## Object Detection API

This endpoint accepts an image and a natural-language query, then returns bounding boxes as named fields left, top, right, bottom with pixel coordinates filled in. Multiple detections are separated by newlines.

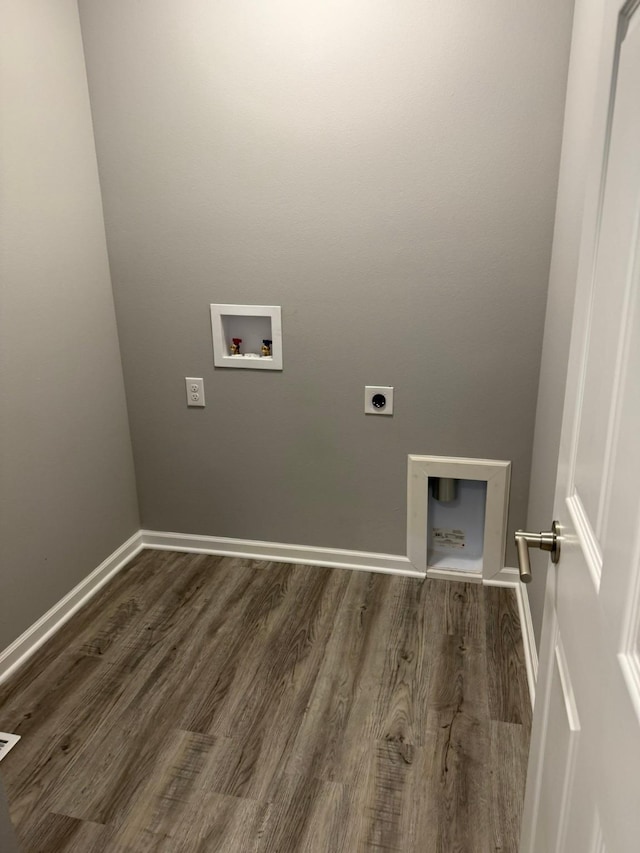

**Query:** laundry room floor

left=0, top=550, right=531, bottom=851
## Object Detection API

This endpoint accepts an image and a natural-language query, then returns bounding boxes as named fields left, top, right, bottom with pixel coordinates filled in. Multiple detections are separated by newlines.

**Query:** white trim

left=518, top=581, right=539, bottom=706
left=426, top=566, right=483, bottom=584
left=566, top=492, right=602, bottom=589
left=406, top=455, right=511, bottom=580
left=590, top=812, right=605, bottom=853
left=139, top=530, right=420, bottom=577
left=484, top=567, right=539, bottom=709
left=0, top=532, right=143, bottom=685
left=553, top=638, right=581, bottom=853
left=0, top=732, right=20, bottom=762
left=210, top=304, right=283, bottom=370
left=482, top=566, right=521, bottom=586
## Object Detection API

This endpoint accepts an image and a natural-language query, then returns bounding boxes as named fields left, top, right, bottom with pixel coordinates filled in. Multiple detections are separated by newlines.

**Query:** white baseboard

left=483, top=566, right=521, bottom=586
left=426, top=567, right=483, bottom=584
left=516, top=580, right=539, bottom=708
left=139, top=529, right=420, bottom=577
left=484, top=567, right=538, bottom=708
left=0, top=531, right=143, bottom=686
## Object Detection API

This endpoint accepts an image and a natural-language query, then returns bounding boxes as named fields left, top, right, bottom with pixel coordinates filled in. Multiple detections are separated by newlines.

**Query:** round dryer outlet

left=364, top=386, right=394, bottom=415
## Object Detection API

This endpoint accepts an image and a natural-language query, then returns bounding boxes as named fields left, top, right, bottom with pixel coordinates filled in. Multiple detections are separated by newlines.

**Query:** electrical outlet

left=365, top=385, right=394, bottom=415
left=185, top=377, right=205, bottom=407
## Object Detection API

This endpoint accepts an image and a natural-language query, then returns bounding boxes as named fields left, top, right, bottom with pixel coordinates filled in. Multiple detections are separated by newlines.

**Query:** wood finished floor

left=0, top=551, right=531, bottom=852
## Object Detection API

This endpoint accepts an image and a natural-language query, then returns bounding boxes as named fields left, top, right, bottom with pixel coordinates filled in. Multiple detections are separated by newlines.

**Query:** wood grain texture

left=484, top=585, right=533, bottom=727
left=489, top=720, right=531, bottom=853
left=0, top=552, right=532, bottom=852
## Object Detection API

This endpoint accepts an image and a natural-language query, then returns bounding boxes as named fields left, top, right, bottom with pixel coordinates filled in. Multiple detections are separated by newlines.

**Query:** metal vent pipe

left=432, top=477, right=457, bottom=503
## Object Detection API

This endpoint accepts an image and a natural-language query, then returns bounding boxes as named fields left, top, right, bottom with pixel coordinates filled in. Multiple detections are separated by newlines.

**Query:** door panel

left=537, top=631, right=580, bottom=852
left=521, top=1, right=640, bottom=850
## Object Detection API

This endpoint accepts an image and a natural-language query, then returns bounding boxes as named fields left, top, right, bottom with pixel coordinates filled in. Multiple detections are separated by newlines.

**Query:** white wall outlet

left=185, top=377, right=205, bottom=407
left=365, top=386, right=394, bottom=415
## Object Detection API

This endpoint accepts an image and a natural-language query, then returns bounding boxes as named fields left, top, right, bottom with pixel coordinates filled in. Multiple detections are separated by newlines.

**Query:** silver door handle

left=514, top=521, right=560, bottom=583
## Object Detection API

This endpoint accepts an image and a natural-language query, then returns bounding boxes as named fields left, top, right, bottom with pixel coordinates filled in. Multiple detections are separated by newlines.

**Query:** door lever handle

left=514, top=521, right=560, bottom=583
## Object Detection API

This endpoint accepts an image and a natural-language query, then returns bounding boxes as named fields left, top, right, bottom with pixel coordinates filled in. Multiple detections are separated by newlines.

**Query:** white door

left=519, top=0, right=640, bottom=850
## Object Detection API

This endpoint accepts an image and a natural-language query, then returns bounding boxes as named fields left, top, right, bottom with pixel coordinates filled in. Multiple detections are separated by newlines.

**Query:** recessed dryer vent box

left=406, top=455, right=511, bottom=582
left=210, top=304, right=283, bottom=370
left=427, top=478, right=487, bottom=574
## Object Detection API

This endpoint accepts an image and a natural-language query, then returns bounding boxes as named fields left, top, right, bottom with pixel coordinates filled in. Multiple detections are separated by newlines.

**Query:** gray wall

left=0, top=0, right=140, bottom=651
left=78, top=0, right=573, bottom=558
left=525, top=0, right=608, bottom=644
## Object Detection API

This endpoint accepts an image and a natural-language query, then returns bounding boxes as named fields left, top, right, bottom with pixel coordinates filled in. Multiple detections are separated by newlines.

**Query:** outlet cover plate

left=185, top=377, right=205, bottom=407
left=365, top=385, right=394, bottom=415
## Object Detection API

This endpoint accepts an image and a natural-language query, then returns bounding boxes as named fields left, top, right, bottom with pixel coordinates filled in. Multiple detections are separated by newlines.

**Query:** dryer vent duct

left=432, top=477, right=457, bottom=503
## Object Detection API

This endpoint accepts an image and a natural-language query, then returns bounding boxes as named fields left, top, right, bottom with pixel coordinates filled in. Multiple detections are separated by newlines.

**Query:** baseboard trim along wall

left=0, top=532, right=143, bottom=686
left=139, top=529, right=420, bottom=577
left=485, top=567, right=539, bottom=708
left=0, top=531, right=538, bottom=710
left=518, top=582, right=539, bottom=708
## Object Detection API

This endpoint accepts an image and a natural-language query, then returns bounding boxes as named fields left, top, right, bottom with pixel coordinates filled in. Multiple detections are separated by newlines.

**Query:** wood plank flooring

left=0, top=551, right=531, bottom=852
